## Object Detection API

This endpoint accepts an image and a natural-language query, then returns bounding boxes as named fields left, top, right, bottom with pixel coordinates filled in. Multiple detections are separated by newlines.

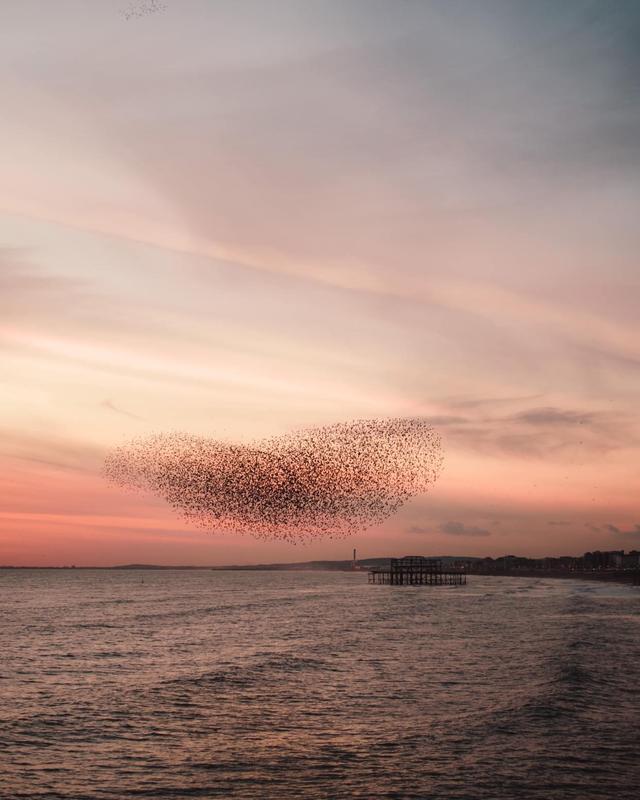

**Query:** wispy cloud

left=428, top=404, right=636, bottom=459
left=101, top=399, right=144, bottom=421
left=514, top=408, right=591, bottom=427
left=408, top=521, right=492, bottom=537
left=585, top=523, right=601, bottom=533
left=605, top=523, right=640, bottom=537
left=439, top=521, right=492, bottom=537
left=584, top=522, right=640, bottom=538
left=0, top=248, right=89, bottom=319
left=0, top=429, right=104, bottom=473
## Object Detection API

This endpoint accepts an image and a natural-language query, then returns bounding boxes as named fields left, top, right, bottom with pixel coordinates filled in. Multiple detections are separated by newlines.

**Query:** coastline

left=467, top=568, right=640, bottom=587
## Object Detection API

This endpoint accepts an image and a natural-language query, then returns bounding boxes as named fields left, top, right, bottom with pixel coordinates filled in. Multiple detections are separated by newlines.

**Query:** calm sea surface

left=1, top=569, right=639, bottom=799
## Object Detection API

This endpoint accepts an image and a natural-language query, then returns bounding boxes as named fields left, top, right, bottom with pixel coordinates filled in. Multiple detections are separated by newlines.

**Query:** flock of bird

left=105, top=418, right=444, bottom=543
left=122, top=1, right=166, bottom=21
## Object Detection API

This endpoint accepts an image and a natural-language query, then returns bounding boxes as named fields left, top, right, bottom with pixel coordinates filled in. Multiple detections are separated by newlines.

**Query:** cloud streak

left=428, top=404, right=636, bottom=460
left=605, top=523, right=640, bottom=537
left=409, top=521, right=492, bottom=538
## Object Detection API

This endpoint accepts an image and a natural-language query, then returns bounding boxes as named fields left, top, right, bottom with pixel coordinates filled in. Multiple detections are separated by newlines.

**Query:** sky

left=1, top=0, right=639, bottom=566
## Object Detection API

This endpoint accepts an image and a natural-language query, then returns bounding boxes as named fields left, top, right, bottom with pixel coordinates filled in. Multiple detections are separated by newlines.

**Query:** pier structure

left=368, top=556, right=466, bottom=586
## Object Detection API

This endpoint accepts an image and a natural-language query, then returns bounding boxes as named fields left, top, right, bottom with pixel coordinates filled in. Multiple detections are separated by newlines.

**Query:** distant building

left=583, top=550, right=624, bottom=570
left=622, top=551, right=640, bottom=569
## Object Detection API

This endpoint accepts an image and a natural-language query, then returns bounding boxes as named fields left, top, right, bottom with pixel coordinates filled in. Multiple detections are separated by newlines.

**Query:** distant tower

left=352, top=548, right=357, bottom=570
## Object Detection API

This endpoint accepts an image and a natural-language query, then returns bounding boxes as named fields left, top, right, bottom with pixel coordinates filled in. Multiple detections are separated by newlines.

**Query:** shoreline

left=468, top=568, right=640, bottom=586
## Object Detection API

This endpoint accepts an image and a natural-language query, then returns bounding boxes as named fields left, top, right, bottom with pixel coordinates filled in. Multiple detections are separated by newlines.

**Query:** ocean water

left=1, top=570, right=639, bottom=800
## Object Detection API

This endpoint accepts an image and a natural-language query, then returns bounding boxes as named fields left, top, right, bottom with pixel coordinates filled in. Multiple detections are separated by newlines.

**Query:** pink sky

left=1, top=2, right=638, bottom=565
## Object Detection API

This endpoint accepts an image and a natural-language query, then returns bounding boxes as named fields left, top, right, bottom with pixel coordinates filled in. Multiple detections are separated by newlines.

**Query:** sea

left=1, top=569, right=639, bottom=800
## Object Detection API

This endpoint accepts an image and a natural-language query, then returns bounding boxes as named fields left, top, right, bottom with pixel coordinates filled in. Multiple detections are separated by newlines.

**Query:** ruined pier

left=368, top=556, right=466, bottom=586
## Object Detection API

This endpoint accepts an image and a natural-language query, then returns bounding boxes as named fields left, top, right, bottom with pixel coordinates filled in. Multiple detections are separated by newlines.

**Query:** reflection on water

left=1, top=570, right=639, bottom=799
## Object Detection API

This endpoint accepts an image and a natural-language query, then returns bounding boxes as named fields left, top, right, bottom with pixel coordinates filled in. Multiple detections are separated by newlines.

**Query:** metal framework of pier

left=368, top=556, right=466, bottom=586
